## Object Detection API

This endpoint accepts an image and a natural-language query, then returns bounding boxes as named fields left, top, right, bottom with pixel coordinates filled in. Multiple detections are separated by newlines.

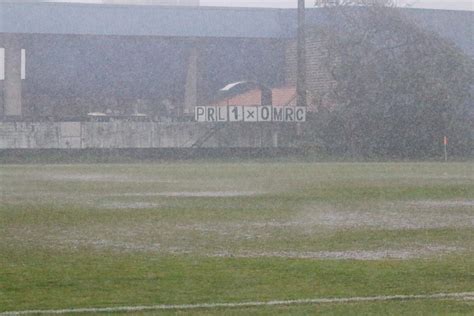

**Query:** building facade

left=0, top=2, right=472, bottom=148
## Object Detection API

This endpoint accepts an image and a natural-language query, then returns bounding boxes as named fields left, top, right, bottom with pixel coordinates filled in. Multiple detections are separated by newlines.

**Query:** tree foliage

left=315, top=0, right=396, bottom=7
left=306, top=1, right=473, bottom=159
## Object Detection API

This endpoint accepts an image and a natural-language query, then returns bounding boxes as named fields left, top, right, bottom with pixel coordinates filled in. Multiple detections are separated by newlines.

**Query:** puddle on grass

left=301, top=200, right=474, bottom=230
left=311, top=210, right=474, bottom=230
left=211, top=245, right=463, bottom=260
left=407, top=200, right=474, bottom=208
left=110, top=191, right=263, bottom=198
left=101, top=202, right=162, bottom=209
left=33, top=173, right=178, bottom=183
left=58, top=239, right=463, bottom=260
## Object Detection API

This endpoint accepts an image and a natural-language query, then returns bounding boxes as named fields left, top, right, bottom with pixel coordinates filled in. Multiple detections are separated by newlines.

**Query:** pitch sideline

left=1, top=292, right=473, bottom=315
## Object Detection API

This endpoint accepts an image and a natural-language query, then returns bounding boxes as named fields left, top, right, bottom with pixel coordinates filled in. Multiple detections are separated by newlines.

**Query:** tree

left=307, top=0, right=473, bottom=159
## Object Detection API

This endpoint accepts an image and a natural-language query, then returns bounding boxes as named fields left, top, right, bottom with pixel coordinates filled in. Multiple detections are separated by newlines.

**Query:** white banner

left=195, top=106, right=306, bottom=122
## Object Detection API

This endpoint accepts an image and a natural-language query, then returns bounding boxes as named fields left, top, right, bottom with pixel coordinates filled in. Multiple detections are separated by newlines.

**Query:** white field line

left=1, top=292, right=473, bottom=315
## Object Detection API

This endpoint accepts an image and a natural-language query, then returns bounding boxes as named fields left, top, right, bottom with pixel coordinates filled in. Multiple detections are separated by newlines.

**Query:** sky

left=49, top=1, right=474, bottom=11
left=201, top=1, right=473, bottom=11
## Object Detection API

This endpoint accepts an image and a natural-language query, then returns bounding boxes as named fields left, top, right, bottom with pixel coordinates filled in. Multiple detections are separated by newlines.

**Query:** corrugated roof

left=0, top=3, right=472, bottom=55
left=0, top=2, right=292, bottom=38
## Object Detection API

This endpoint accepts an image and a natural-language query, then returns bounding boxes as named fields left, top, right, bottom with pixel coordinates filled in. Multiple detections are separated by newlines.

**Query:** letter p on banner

left=195, top=106, right=206, bottom=122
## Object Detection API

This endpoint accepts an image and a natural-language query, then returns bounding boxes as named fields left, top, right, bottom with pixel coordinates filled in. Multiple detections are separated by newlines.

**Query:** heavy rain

left=0, top=0, right=473, bottom=315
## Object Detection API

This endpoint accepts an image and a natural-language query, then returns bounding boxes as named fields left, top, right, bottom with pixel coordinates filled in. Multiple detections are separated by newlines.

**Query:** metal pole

left=260, top=85, right=273, bottom=106
left=444, top=136, right=448, bottom=162
left=297, top=0, right=307, bottom=107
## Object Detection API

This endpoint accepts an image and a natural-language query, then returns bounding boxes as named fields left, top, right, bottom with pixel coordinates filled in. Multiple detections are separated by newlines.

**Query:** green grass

left=151, top=300, right=474, bottom=315
left=0, top=162, right=473, bottom=314
left=1, top=250, right=473, bottom=311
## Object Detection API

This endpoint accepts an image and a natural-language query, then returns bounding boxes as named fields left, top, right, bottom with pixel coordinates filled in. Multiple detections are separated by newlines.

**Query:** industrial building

left=0, top=1, right=472, bottom=149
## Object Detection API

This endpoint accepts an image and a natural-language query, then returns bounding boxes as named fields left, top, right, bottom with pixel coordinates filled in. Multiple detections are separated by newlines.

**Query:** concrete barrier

left=0, top=121, right=295, bottom=149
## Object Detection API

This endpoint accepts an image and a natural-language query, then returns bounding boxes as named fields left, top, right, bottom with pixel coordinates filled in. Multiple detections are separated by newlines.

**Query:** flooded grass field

left=1, top=162, right=473, bottom=314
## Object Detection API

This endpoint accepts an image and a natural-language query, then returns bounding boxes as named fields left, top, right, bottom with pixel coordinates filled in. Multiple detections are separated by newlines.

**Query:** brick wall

left=285, top=32, right=336, bottom=110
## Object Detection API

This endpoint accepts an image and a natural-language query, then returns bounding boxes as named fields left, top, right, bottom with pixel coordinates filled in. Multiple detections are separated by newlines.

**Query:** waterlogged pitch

left=0, top=162, right=473, bottom=315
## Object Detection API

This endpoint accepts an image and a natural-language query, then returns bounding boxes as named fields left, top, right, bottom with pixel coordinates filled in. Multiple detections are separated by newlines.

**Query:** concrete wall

left=0, top=121, right=294, bottom=149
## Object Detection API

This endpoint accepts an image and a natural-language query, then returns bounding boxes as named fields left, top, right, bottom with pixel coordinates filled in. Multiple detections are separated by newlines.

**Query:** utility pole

left=297, top=0, right=307, bottom=107
left=444, top=136, right=448, bottom=162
